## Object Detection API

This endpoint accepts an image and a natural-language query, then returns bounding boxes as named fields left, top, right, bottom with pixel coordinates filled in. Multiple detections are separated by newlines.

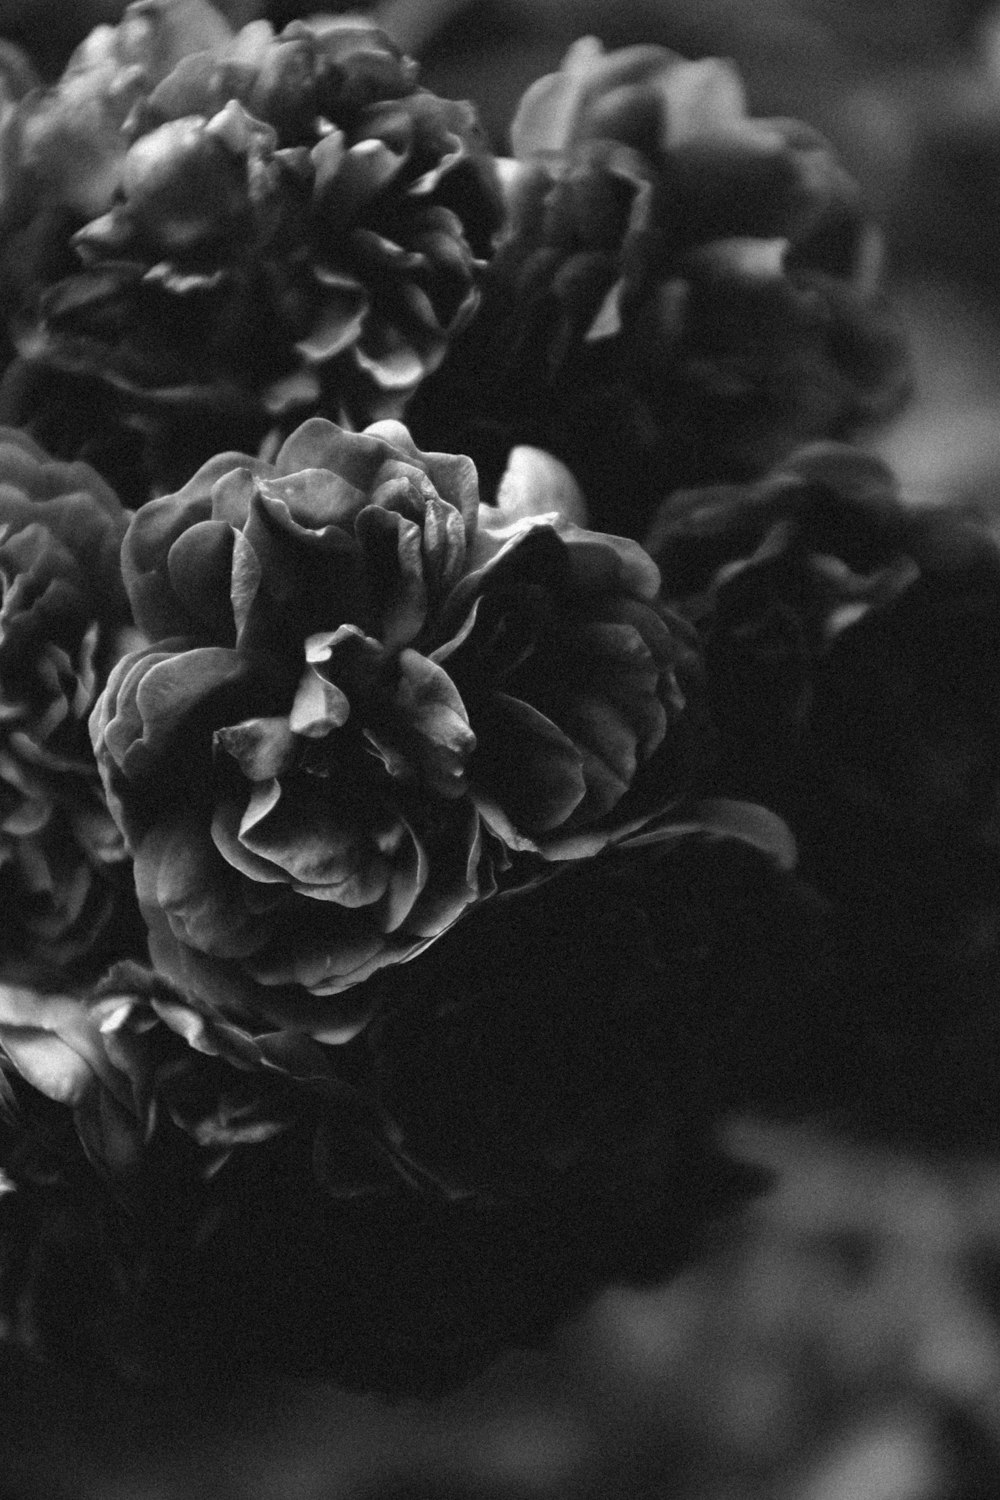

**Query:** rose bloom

left=0, top=958, right=316, bottom=1186
left=648, top=440, right=1000, bottom=963
left=408, top=37, right=909, bottom=533
left=644, top=442, right=922, bottom=786
left=91, top=418, right=703, bottom=1044
left=0, top=0, right=502, bottom=501
left=0, top=426, right=139, bottom=976
left=804, top=505, right=1000, bottom=962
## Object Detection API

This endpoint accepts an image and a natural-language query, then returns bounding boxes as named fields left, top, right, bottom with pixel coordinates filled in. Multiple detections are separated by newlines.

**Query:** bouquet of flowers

left=0, top=0, right=991, bottom=1398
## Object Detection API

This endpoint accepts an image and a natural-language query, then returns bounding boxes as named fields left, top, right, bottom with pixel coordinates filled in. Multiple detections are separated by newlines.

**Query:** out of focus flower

left=409, top=37, right=909, bottom=535
left=91, top=417, right=711, bottom=1045
left=804, top=504, right=1000, bottom=962
left=0, top=951, right=329, bottom=1380
left=0, top=37, right=38, bottom=126
left=0, top=0, right=503, bottom=503
left=0, top=960, right=309, bottom=1183
left=645, top=441, right=919, bottom=781
left=0, top=837, right=823, bottom=1392
left=0, top=426, right=140, bottom=978
left=647, top=441, right=1000, bottom=964
left=0, top=0, right=233, bottom=221
left=810, top=507, right=1000, bottom=847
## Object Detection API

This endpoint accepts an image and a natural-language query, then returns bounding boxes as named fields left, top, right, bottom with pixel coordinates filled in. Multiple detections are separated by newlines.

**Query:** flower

left=408, top=38, right=909, bottom=534
left=0, top=0, right=233, bottom=224
left=0, top=2, right=503, bottom=502
left=0, top=426, right=141, bottom=978
left=91, top=418, right=705, bottom=1043
left=0, top=961, right=308, bottom=1182
left=0, top=954, right=322, bottom=1380
left=644, top=442, right=924, bottom=789
left=647, top=441, right=1000, bottom=965
left=803, top=504, right=1000, bottom=964
left=0, top=935, right=774, bottom=1393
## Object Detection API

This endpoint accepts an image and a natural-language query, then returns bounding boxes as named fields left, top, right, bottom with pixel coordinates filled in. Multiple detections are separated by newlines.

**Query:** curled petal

left=492, top=445, right=589, bottom=530
left=289, top=665, right=351, bottom=736
left=214, top=715, right=298, bottom=780
left=472, top=692, right=586, bottom=840
left=133, top=646, right=253, bottom=754
left=0, top=983, right=105, bottom=1104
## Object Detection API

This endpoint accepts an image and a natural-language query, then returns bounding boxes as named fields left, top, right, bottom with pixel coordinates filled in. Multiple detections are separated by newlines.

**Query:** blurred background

left=9, top=1116, right=1000, bottom=1497
left=5, top=1, right=1000, bottom=1495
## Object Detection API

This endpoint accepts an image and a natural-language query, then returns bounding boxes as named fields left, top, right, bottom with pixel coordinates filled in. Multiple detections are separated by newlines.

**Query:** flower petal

left=288, top=665, right=351, bottom=736
left=471, top=691, right=586, bottom=837
left=385, top=647, right=475, bottom=798
left=134, top=815, right=268, bottom=959
left=214, top=715, right=298, bottom=780
left=493, top=445, right=588, bottom=530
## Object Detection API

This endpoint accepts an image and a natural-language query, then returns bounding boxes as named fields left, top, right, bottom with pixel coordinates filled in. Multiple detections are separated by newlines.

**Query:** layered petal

left=0, top=428, right=138, bottom=975
left=93, top=420, right=708, bottom=1042
left=0, top=6, right=503, bottom=500
left=408, top=37, right=909, bottom=536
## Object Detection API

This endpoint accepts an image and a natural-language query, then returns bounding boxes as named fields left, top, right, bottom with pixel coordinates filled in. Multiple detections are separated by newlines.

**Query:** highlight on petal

left=214, top=715, right=299, bottom=781
left=0, top=1026, right=94, bottom=1105
left=289, top=665, right=351, bottom=737
left=388, top=647, right=475, bottom=797
left=493, top=445, right=588, bottom=529
left=618, top=797, right=798, bottom=871
left=0, top=984, right=97, bottom=1104
left=133, top=646, right=251, bottom=752
left=509, top=35, right=608, bottom=156
left=661, top=57, right=747, bottom=144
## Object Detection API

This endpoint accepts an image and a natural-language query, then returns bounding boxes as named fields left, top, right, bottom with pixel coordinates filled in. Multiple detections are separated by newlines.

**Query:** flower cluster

left=0, top=10, right=991, bottom=1400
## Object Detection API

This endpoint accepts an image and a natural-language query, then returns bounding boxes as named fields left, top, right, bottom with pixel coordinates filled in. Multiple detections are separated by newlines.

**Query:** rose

left=0, top=959, right=320, bottom=1186
left=811, top=511, right=1000, bottom=846
left=0, top=953, right=337, bottom=1379
left=91, top=418, right=704, bottom=1044
left=408, top=38, right=908, bottom=534
left=0, top=426, right=140, bottom=977
left=0, top=3, right=503, bottom=502
left=0, top=0, right=262, bottom=501
left=644, top=442, right=924, bottom=789
left=0, top=0, right=233, bottom=222
left=803, top=506, right=1000, bottom=963
left=68, top=11, right=502, bottom=408
left=507, top=37, right=874, bottom=287
left=647, top=441, right=1000, bottom=962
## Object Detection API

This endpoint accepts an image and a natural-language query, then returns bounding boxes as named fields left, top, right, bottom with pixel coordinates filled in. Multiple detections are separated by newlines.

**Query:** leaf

left=620, top=798, right=797, bottom=870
